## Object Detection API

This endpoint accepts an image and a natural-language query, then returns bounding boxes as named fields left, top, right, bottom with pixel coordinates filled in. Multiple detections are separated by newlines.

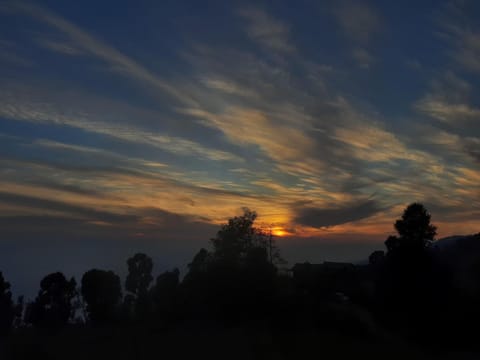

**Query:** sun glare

left=272, top=228, right=287, bottom=237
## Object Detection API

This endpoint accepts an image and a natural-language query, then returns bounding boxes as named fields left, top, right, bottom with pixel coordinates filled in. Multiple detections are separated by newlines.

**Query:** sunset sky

left=1, top=0, right=480, bottom=296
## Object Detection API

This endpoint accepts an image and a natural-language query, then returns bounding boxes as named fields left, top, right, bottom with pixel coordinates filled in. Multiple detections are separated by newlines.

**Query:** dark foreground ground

left=2, top=324, right=479, bottom=360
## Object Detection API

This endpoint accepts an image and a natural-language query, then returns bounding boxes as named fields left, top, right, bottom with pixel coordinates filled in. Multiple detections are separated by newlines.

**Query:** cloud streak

left=9, top=1, right=196, bottom=106
left=239, top=7, right=295, bottom=53
left=294, top=199, right=384, bottom=228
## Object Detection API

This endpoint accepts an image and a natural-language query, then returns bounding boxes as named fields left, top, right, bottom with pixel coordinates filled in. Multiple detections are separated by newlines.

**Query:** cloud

left=0, top=148, right=280, bottom=230
left=352, top=48, right=375, bottom=68
left=416, top=98, right=480, bottom=124
left=180, top=42, right=477, bottom=231
left=441, top=20, right=480, bottom=73
left=413, top=70, right=480, bottom=167
left=333, top=121, right=420, bottom=163
left=36, top=38, right=84, bottom=55
left=0, top=184, right=221, bottom=236
left=200, top=77, right=258, bottom=97
left=0, top=191, right=135, bottom=224
left=9, top=1, right=195, bottom=106
left=464, top=138, right=480, bottom=163
left=457, top=31, right=480, bottom=72
left=436, top=2, right=480, bottom=73
left=294, top=199, right=384, bottom=228
left=182, top=106, right=316, bottom=164
left=0, top=88, right=242, bottom=162
left=415, top=72, right=480, bottom=126
left=238, top=7, right=295, bottom=53
left=334, top=1, right=382, bottom=44
left=334, top=1, right=382, bottom=68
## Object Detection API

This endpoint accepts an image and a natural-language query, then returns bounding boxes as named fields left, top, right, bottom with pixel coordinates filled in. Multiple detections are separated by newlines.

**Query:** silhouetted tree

left=126, top=253, right=153, bottom=297
left=186, top=248, right=211, bottom=279
left=211, top=208, right=282, bottom=265
left=152, top=269, right=179, bottom=301
left=206, top=209, right=279, bottom=321
left=211, top=208, right=258, bottom=263
left=379, top=203, right=439, bottom=337
left=181, top=248, right=212, bottom=317
left=384, top=235, right=400, bottom=253
left=243, top=246, right=278, bottom=317
left=125, top=253, right=153, bottom=320
left=392, top=203, right=437, bottom=251
left=150, top=268, right=179, bottom=324
left=81, top=269, right=122, bottom=325
left=0, top=272, right=15, bottom=335
left=13, top=295, right=24, bottom=328
left=383, top=203, right=437, bottom=262
left=369, top=251, right=385, bottom=267
left=25, top=272, right=76, bottom=329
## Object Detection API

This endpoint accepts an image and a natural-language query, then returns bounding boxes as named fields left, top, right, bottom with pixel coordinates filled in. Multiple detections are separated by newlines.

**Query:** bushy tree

left=211, top=208, right=258, bottom=263
left=210, top=208, right=282, bottom=265
left=379, top=203, right=439, bottom=335
left=125, top=253, right=153, bottom=297
left=81, top=269, right=122, bottom=325
left=150, top=269, right=180, bottom=323
left=369, top=250, right=385, bottom=267
left=125, top=253, right=153, bottom=320
left=185, top=248, right=211, bottom=280
left=152, top=269, right=179, bottom=301
left=386, top=203, right=437, bottom=253
left=26, top=272, right=77, bottom=329
left=206, top=209, right=280, bottom=321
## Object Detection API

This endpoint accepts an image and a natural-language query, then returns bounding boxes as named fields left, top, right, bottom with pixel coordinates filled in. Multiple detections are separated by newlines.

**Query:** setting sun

left=272, top=228, right=287, bottom=237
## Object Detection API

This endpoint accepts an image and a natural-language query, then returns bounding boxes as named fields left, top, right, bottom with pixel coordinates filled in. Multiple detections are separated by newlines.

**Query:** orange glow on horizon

left=272, top=228, right=288, bottom=237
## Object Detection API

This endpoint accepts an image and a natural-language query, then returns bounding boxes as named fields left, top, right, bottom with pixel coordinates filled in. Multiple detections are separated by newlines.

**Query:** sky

left=1, top=0, right=480, bottom=297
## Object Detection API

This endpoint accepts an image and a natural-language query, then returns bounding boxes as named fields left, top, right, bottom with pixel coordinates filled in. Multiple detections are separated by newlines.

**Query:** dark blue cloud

left=294, top=200, right=384, bottom=228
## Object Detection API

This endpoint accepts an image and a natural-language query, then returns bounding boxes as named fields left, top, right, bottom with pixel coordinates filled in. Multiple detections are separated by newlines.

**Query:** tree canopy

left=210, top=208, right=282, bottom=266
left=385, top=203, right=437, bottom=253
left=25, top=272, right=76, bottom=329
left=81, top=269, right=122, bottom=325
left=125, top=253, right=153, bottom=298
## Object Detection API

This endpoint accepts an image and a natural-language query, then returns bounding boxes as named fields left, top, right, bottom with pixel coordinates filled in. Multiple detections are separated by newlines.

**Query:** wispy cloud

left=334, top=1, right=382, bottom=68
left=182, top=106, right=315, bottom=164
left=36, top=37, right=84, bottom=55
left=416, top=98, right=480, bottom=124
left=436, top=1, right=480, bottom=73
left=0, top=88, right=241, bottom=162
left=352, top=47, right=375, bottom=68
left=200, top=77, right=258, bottom=97
left=238, top=7, right=295, bottom=53
left=9, top=1, right=195, bottom=106
left=334, top=0, right=382, bottom=44
left=415, top=72, right=480, bottom=125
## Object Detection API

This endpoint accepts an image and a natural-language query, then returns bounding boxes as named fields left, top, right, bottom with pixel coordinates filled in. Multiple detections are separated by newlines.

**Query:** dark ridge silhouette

left=1, top=205, right=480, bottom=359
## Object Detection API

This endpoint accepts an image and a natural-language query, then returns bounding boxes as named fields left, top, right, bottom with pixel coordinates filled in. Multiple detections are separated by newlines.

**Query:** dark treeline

left=1, top=204, right=480, bottom=359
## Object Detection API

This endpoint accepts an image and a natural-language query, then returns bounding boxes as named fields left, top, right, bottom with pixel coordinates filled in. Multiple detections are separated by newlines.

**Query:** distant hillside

left=430, top=233, right=480, bottom=293
left=432, top=234, right=480, bottom=250
left=431, top=233, right=480, bottom=260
